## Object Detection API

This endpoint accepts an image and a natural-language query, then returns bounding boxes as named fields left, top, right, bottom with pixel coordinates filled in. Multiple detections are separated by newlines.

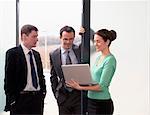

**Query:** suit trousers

left=10, top=91, right=44, bottom=115
left=58, top=90, right=81, bottom=115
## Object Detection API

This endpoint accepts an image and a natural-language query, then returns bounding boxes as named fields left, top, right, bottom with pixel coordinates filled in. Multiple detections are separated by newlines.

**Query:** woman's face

left=94, top=34, right=108, bottom=52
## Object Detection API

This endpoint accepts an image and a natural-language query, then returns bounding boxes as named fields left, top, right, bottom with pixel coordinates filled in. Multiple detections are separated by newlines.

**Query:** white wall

left=0, top=0, right=16, bottom=112
left=91, top=0, right=150, bottom=115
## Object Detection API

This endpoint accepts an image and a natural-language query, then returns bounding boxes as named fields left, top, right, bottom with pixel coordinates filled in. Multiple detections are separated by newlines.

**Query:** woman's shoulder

left=105, top=54, right=116, bottom=64
left=107, top=54, right=116, bottom=59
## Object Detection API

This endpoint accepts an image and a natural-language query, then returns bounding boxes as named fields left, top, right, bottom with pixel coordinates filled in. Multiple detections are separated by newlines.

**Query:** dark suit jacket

left=50, top=44, right=81, bottom=105
left=4, top=45, right=46, bottom=111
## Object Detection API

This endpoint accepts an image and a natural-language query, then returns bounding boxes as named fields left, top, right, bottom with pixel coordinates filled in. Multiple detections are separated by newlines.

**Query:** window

left=19, top=0, right=82, bottom=71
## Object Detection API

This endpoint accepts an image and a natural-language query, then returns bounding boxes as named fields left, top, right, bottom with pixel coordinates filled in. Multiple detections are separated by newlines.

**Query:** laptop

left=61, top=64, right=97, bottom=85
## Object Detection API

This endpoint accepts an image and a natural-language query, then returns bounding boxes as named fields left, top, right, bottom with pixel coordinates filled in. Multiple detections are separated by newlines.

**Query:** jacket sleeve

left=4, top=49, right=17, bottom=111
left=49, top=53, right=58, bottom=97
left=36, top=52, right=46, bottom=94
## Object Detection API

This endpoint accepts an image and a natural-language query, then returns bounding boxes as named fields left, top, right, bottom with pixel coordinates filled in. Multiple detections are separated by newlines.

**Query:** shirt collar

left=21, top=43, right=31, bottom=55
left=61, top=46, right=72, bottom=54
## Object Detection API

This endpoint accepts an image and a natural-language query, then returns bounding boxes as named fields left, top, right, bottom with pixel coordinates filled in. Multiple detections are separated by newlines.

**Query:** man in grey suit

left=50, top=26, right=81, bottom=114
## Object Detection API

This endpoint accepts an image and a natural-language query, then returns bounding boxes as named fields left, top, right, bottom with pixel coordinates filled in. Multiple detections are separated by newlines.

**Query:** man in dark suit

left=50, top=26, right=82, bottom=114
left=4, top=24, right=46, bottom=115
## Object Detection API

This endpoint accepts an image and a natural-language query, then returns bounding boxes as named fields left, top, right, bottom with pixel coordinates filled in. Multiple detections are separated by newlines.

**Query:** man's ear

left=22, top=33, right=26, bottom=39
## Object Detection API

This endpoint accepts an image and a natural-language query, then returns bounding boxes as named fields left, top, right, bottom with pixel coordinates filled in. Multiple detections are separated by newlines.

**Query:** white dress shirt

left=61, top=47, right=78, bottom=65
left=21, top=43, right=40, bottom=91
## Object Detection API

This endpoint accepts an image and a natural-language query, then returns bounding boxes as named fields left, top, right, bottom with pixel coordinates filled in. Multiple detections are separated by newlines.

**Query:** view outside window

left=19, top=1, right=82, bottom=114
left=19, top=0, right=82, bottom=72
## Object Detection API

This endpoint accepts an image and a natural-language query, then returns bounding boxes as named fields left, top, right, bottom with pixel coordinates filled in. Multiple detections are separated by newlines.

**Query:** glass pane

left=19, top=0, right=82, bottom=72
left=19, top=0, right=82, bottom=114
left=0, top=0, right=16, bottom=112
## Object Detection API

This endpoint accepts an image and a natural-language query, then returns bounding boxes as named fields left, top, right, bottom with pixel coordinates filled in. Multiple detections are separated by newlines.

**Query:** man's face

left=22, top=30, right=38, bottom=49
left=60, top=31, right=75, bottom=49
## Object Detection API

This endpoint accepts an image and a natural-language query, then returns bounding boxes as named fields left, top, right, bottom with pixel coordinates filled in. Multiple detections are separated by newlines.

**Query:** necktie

left=66, top=51, right=72, bottom=65
left=28, top=51, right=38, bottom=89
left=65, top=50, right=73, bottom=92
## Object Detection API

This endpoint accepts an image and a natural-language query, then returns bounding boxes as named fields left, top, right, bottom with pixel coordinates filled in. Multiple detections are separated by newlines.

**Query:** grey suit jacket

left=50, top=44, right=81, bottom=104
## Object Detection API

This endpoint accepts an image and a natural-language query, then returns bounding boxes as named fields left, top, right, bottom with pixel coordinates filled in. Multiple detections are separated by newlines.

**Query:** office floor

left=0, top=72, right=59, bottom=115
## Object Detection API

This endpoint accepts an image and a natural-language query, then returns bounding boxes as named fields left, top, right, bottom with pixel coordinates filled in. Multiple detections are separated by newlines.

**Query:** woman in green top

left=67, top=28, right=117, bottom=115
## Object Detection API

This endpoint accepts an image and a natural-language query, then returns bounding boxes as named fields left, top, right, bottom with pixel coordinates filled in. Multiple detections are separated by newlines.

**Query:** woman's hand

left=66, top=79, right=101, bottom=91
left=66, top=79, right=82, bottom=90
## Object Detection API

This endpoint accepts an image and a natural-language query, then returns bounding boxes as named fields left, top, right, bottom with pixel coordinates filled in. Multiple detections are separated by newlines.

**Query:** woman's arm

left=66, top=80, right=101, bottom=91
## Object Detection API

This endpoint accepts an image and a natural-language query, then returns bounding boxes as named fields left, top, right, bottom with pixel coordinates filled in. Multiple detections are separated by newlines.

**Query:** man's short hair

left=60, top=25, right=75, bottom=37
left=21, top=24, right=38, bottom=36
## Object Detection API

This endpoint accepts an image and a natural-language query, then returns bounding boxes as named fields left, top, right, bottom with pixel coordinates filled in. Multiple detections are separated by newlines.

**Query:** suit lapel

left=32, top=50, right=38, bottom=65
left=18, top=45, right=28, bottom=81
left=32, top=50, right=41, bottom=78
left=52, top=48, right=64, bottom=79
left=72, top=45, right=81, bottom=63
left=55, top=48, right=62, bottom=67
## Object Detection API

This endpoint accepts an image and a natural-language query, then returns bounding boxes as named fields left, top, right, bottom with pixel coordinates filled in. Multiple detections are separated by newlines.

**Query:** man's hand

left=79, top=27, right=85, bottom=35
